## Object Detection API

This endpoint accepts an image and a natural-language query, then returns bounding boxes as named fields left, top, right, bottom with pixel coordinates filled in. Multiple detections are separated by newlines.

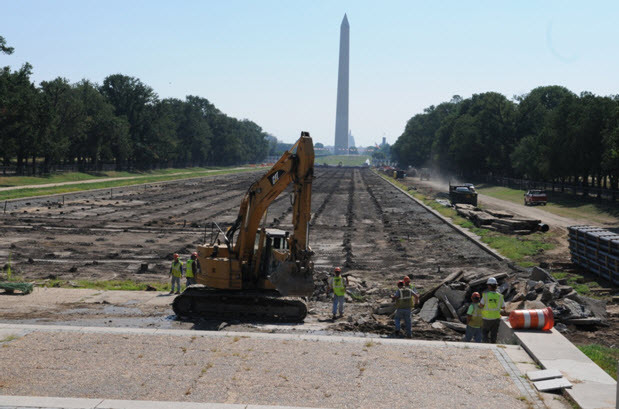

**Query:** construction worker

left=328, top=267, right=348, bottom=320
left=169, top=253, right=183, bottom=295
left=479, top=277, right=505, bottom=343
left=403, top=276, right=420, bottom=307
left=392, top=280, right=413, bottom=338
left=185, top=252, right=199, bottom=286
left=464, top=292, right=483, bottom=343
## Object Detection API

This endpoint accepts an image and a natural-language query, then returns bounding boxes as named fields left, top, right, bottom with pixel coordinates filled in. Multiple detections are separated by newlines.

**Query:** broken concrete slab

left=419, top=297, right=440, bottom=322
left=527, top=369, right=563, bottom=382
left=524, top=300, right=546, bottom=310
left=531, top=266, right=557, bottom=283
left=435, top=285, right=466, bottom=310
left=438, top=320, right=466, bottom=333
left=533, top=378, right=572, bottom=392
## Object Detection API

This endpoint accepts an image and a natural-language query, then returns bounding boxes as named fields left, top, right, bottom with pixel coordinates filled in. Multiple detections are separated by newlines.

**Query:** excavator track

left=172, top=286, right=308, bottom=322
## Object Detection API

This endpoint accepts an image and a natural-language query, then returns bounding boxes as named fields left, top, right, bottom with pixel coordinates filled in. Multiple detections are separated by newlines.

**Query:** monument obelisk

left=334, top=14, right=349, bottom=153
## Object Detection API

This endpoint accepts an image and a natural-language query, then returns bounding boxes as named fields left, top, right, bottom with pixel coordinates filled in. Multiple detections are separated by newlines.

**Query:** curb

left=376, top=172, right=506, bottom=262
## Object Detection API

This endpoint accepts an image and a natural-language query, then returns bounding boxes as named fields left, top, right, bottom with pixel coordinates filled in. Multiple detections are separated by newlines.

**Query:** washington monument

left=334, top=14, right=349, bottom=153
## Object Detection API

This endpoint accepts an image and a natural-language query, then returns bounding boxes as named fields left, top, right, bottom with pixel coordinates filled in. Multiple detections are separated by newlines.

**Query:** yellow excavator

left=173, top=132, right=315, bottom=321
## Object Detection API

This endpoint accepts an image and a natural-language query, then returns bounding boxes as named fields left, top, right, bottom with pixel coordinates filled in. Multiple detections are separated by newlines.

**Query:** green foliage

left=577, top=344, right=618, bottom=379
left=0, top=35, right=14, bottom=55
left=392, top=86, right=619, bottom=190
left=317, top=155, right=370, bottom=166
left=1, top=65, right=270, bottom=174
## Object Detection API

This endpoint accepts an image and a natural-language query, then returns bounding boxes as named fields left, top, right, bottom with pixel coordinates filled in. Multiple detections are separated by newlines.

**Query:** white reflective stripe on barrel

left=536, top=309, right=545, bottom=328
left=523, top=311, right=531, bottom=327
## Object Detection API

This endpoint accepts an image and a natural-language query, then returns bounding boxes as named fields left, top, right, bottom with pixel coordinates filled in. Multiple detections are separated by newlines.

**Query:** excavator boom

left=172, top=132, right=315, bottom=321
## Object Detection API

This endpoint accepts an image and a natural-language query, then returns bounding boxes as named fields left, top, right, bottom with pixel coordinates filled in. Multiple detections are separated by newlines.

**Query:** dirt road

left=411, top=178, right=610, bottom=228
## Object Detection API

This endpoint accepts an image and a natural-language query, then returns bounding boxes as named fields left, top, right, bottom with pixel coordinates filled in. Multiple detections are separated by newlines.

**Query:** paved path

left=0, top=324, right=541, bottom=409
left=0, top=168, right=248, bottom=192
left=507, top=323, right=617, bottom=409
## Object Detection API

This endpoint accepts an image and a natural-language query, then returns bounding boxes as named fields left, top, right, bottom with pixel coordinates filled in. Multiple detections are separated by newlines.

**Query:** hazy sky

left=2, top=1, right=619, bottom=147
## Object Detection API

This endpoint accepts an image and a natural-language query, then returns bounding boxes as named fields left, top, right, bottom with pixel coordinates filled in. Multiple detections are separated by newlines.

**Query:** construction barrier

left=509, top=307, right=554, bottom=331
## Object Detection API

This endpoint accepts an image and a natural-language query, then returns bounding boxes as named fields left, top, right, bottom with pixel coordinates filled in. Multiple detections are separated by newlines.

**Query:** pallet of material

left=568, top=225, right=619, bottom=286
left=492, top=218, right=540, bottom=231
left=484, top=209, right=514, bottom=218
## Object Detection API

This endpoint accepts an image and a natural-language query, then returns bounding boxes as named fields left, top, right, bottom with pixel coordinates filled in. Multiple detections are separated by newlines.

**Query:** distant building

left=348, top=130, right=355, bottom=149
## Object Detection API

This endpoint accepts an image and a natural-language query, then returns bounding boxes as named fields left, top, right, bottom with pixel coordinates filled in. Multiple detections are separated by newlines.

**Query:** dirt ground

left=1, top=168, right=615, bottom=346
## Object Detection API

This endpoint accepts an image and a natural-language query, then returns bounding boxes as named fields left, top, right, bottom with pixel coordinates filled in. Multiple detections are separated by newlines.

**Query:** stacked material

left=568, top=226, right=619, bottom=286
left=454, top=204, right=543, bottom=233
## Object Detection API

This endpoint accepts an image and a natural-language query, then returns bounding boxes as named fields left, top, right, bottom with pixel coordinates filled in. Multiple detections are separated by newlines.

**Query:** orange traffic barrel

left=509, top=307, right=554, bottom=331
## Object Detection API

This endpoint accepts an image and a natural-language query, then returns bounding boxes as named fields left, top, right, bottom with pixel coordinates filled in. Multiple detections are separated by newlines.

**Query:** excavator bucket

left=268, top=261, right=314, bottom=296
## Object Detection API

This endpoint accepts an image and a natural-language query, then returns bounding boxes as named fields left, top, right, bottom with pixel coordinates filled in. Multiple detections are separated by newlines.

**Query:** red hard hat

left=403, top=276, right=411, bottom=284
left=173, top=253, right=179, bottom=259
left=192, top=252, right=198, bottom=257
left=334, top=267, right=341, bottom=272
left=398, top=280, right=404, bottom=286
left=472, top=292, right=481, bottom=300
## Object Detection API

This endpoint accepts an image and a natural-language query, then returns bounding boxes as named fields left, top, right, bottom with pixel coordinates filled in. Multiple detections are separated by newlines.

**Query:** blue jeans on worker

left=395, top=308, right=412, bottom=337
left=464, top=325, right=482, bottom=343
left=171, top=276, right=181, bottom=293
left=332, top=295, right=345, bottom=316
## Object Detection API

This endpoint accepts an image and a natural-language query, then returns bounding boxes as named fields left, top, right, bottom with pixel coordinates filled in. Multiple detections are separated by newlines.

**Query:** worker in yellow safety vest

left=185, top=252, right=199, bottom=286
left=392, top=280, right=414, bottom=338
left=479, top=277, right=506, bottom=343
left=169, top=253, right=183, bottom=295
left=328, top=267, right=348, bottom=320
left=464, top=292, right=483, bottom=343
left=403, top=275, right=420, bottom=307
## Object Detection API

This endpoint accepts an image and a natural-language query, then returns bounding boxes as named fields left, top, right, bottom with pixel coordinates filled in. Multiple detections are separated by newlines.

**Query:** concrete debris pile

left=454, top=204, right=547, bottom=233
left=407, top=267, right=609, bottom=333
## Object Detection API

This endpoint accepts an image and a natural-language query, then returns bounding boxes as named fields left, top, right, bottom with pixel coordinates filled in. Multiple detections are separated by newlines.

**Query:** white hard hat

left=487, top=277, right=498, bottom=285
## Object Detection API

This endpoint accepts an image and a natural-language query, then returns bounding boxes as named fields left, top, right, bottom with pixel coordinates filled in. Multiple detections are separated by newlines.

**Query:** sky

left=2, top=1, right=619, bottom=147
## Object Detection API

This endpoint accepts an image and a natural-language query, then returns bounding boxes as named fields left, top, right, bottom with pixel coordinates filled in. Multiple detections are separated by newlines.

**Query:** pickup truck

left=524, top=190, right=548, bottom=206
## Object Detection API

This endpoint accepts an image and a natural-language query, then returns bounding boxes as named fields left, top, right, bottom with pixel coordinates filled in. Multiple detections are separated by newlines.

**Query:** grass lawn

left=0, top=167, right=231, bottom=188
left=476, top=185, right=619, bottom=225
left=0, top=167, right=259, bottom=201
left=577, top=344, right=618, bottom=380
left=315, top=155, right=370, bottom=166
left=39, top=279, right=173, bottom=292
left=378, top=173, right=555, bottom=267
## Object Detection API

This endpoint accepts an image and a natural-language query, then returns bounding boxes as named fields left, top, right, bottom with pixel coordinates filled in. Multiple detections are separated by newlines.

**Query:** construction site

left=1, top=162, right=617, bottom=409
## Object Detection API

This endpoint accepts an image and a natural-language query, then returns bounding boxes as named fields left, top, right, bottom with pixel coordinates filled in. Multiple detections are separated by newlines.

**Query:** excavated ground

left=0, top=168, right=508, bottom=340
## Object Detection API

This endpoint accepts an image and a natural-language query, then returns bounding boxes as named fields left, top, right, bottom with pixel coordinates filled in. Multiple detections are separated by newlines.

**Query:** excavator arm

left=223, top=132, right=314, bottom=295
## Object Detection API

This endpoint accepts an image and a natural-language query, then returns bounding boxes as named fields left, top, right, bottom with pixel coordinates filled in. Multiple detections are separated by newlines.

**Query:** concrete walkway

left=0, top=324, right=541, bottom=409
left=505, top=322, right=617, bottom=409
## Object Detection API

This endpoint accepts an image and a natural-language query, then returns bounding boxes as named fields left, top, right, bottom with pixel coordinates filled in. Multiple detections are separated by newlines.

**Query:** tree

left=0, top=36, right=14, bottom=55
left=0, top=63, right=37, bottom=174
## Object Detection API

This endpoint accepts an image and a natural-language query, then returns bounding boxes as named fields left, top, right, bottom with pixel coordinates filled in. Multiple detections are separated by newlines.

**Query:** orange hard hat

left=334, top=267, right=341, bottom=272
left=403, top=276, right=411, bottom=284
left=173, top=253, right=179, bottom=259
left=472, top=292, right=481, bottom=300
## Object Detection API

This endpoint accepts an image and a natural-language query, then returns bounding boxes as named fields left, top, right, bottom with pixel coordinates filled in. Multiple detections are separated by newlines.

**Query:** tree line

left=0, top=36, right=269, bottom=174
left=391, top=86, right=619, bottom=190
